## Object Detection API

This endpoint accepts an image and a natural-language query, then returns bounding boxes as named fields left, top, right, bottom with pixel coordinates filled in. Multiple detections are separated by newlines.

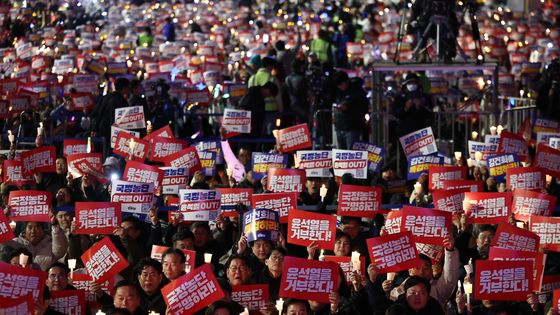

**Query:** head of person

left=282, top=299, right=311, bottom=315
left=55, top=208, right=73, bottom=230
left=113, top=281, right=142, bottom=314
left=305, top=177, right=322, bottom=195
left=334, top=71, right=350, bottom=91
left=55, top=157, right=67, bottom=175
left=46, top=262, right=69, bottom=291
left=238, top=146, right=251, bottom=166
left=8, top=248, right=33, bottom=268
left=404, top=276, right=431, bottom=312
left=103, top=156, right=121, bottom=178
left=172, top=229, right=195, bottom=251
left=251, top=239, right=273, bottom=262
left=275, top=40, right=286, bottom=52
left=341, top=216, right=361, bottom=240
left=261, top=56, right=276, bottom=70
left=121, top=217, right=142, bottom=240
left=408, top=254, right=433, bottom=281
left=134, top=258, right=163, bottom=296
left=162, top=248, right=186, bottom=281
left=403, top=73, right=420, bottom=93
left=114, top=77, right=130, bottom=95
left=24, top=221, right=46, bottom=245
left=291, top=58, right=306, bottom=74
left=475, top=224, right=496, bottom=259
left=265, top=246, right=287, bottom=276
left=205, top=301, right=236, bottom=315
left=191, top=222, right=212, bottom=248
left=1, top=184, right=18, bottom=207
left=226, top=255, right=251, bottom=285
left=381, top=166, right=397, bottom=181
left=334, top=232, right=352, bottom=257
left=130, top=79, right=143, bottom=96
left=55, top=187, right=73, bottom=207
left=260, top=81, right=279, bottom=98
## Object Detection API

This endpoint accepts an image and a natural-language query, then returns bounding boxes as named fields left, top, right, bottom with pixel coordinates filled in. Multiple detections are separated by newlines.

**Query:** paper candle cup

left=204, top=253, right=212, bottom=263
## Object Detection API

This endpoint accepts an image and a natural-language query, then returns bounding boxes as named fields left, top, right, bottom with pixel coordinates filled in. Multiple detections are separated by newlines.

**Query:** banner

left=0, top=294, right=34, bottom=314
left=163, top=147, right=202, bottom=174
left=81, top=236, right=128, bottom=283
left=216, top=188, right=252, bottom=217
left=296, top=150, right=332, bottom=178
left=149, top=137, right=188, bottom=162
left=111, top=180, right=154, bottom=214
left=506, top=167, right=545, bottom=192
left=464, top=192, right=512, bottom=224
left=0, top=263, right=46, bottom=303
left=8, top=190, right=51, bottom=222
left=144, top=125, right=174, bottom=142
left=243, top=209, right=279, bottom=242
left=49, top=290, right=86, bottom=315
left=492, top=223, right=539, bottom=252
left=337, top=184, right=382, bottom=218
left=432, top=188, right=469, bottom=213
left=63, top=139, right=88, bottom=156
left=198, top=151, right=217, bottom=176
left=267, top=168, right=306, bottom=193
left=113, top=132, right=149, bottom=162
left=488, top=247, right=545, bottom=292
left=251, top=153, right=288, bottom=180
left=222, top=109, right=251, bottom=133
left=534, top=143, right=560, bottom=178
left=277, top=124, right=312, bottom=153
left=399, top=127, right=437, bottom=158
left=498, top=131, right=528, bottom=161
left=3, top=160, right=33, bottom=186
left=442, top=180, right=483, bottom=192
left=366, top=232, right=420, bottom=273
left=474, top=260, right=532, bottom=301
left=512, top=189, right=556, bottom=222
left=401, top=206, right=452, bottom=245
left=123, top=160, right=165, bottom=194
left=279, top=256, right=339, bottom=303
left=231, top=284, right=268, bottom=311
left=332, top=149, right=368, bottom=179
left=0, top=210, right=14, bottom=243
left=406, top=155, right=443, bottom=181
left=428, top=166, right=466, bottom=191
left=74, top=202, right=121, bottom=235
left=529, top=215, right=560, bottom=251
left=352, top=142, right=384, bottom=172
left=21, top=146, right=56, bottom=176
left=416, top=243, right=445, bottom=265
left=114, top=106, right=146, bottom=129
left=323, top=255, right=366, bottom=285
left=251, top=193, right=297, bottom=224
left=67, top=153, right=102, bottom=178
left=160, top=167, right=189, bottom=194
left=110, top=126, right=140, bottom=148
left=487, top=154, right=520, bottom=182
left=288, top=209, right=336, bottom=249
left=162, top=264, right=224, bottom=315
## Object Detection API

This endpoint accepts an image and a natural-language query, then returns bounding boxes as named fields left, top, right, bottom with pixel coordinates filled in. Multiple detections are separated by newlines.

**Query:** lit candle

left=57, top=75, right=64, bottom=84
left=37, top=122, right=44, bottom=137
left=95, top=310, right=106, bottom=315
left=9, top=221, right=16, bottom=230
left=516, top=222, right=525, bottom=229
left=129, top=138, right=136, bottom=158
left=204, top=253, right=212, bottom=263
left=463, top=282, right=472, bottom=304
left=497, top=125, right=504, bottom=135
left=68, top=259, right=77, bottom=279
left=454, top=152, right=462, bottom=160
left=19, top=253, right=28, bottom=267
left=148, top=311, right=160, bottom=315
left=490, top=126, right=497, bottom=135
left=414, top=182, right=422, bottom=193
left=474, top=151, right=482, bottom=162
left=319, top=184, right=327, bottom=202
left=86, top=137, right=92, bottom=153
left=457, top=280, right=462, bottom=292
left=318, top=249, right=325, bottom=261
left=7, top=130, right=14, bottom=144
left=387, top=272, right=396, bottom=281
left=276, top=298, right=284, bottom=313
left=471, top=131, right=478, bottom=140
left=351, top=251, right=361, bottom=273
left=466, top=158, right=473, bottom=168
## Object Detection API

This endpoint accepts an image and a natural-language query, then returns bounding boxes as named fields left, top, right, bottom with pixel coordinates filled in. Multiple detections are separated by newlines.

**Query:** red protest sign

left=512, top=189, right=556, bottom=222
left=323, top=255, right=366, bottom=285
left=123, top=160, right=165, bottom=193
left=463, top=192, right=512, bottom=224
left=163, top=146, right=202, bottom=174
left=0, top=210, right=14, bottom=243
left=428, top=166, right=466, bottom=191
left=288, top=209, right=336, bottom=250
left=3, top=160, right=33, bottom=186
left=337, top=184, right=383, bottom=218
left=488, top=247, right=546, bottom=292
left=0, top=294, right=34, bottom=314
left=542, top=275, right=560, bottom=293
left=416, top=243, right=445, bottom=265
left=534, top=143, right=560, bottom=178
left=74, top=202, right=121, bottom=235
left=81, top=236, right=128, bottom=283
left=279, top=256, right=339, bottom=303
left=113, top=132, right=149, bottom=162
left=63, top=139, right=88, bottom=156
left=506, top=167, right=546, bottom=192
left=498, top=131, right=528, bottom=161
left=0, top=262, right=47, bottom=302
left=474, top=260, right=532, bottom=301
left=529, top=215, right=560, bottom=251
left=162, top=263, right=224, bottom=315
left=385, top=210, right=403, bottom=234
left=401, top=206, right=452, bottom=245
left=366, top=232, right=420, bottom=273
left=67, top=153, right=103, bottom=178
left=49, top=290, right=86, bottom=315
left=442, top=180, right=483, bottom=192
left=149, top=137, right=188, bottom=162
left=432, top=188, right=469, bottom=213
left=8, top=190, right=51, bottom=222
left=267, top=168, right=306, bottom=193
left=277, top=124, right=312, bottom=153
left=555, top=289, right=560, bottom=310
left=251, top=192, right=298, bottom=224
left=216, top=188, right=252, bottom=217
left=492, top=223, right=539, bottom=252
left=21, top=146, right=56, bottom=176
left=231, top=284, right=269, bottom=311
left=143, top=125, right=174, bottom=142
left=70, top=274, right=114, bottom=310
left=69, top=93, right=95, bottom=110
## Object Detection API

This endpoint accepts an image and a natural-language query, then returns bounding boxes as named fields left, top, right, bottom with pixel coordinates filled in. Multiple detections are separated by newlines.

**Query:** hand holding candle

left=19, top=253, right=28, bottom=267
left=351, top=251, right=361, bottom=273
left=276, top=298, right=284, bottom=313
left=37, top=122, right=44, bottom=137
left=7, top=130, right=14, bottom=144
left=68, top=259, right=77, bottom=279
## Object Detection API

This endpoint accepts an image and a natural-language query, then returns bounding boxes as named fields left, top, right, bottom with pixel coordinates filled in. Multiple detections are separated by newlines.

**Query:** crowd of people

left=0, top=0, right=559, bottom=315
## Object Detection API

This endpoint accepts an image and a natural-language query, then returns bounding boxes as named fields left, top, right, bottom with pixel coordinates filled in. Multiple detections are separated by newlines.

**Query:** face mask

left=406, top=83, right=418, bottom=92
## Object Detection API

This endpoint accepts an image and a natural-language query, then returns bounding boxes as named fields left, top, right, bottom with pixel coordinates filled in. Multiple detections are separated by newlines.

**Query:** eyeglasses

left=140, top=272, right=160, bottom=279
left=268, top=255, right=284, bottom=262
left=229, top=265, right=248, bottom=273
left=48, top=274, right=67, bottom=280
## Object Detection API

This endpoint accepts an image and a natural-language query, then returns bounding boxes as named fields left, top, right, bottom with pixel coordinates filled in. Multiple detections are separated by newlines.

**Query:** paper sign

left=529, top=215, right=560, bottom=251
left=428, top=166, right=466, bottom=191
left=442, top=180, right=483, bottom=192
left=488, top=247, right=545, bottom=292
left=113, top=132, right=149, bottom=162
left=243, top=209, right=279, bottom=242
left=267, top=168, right=306, bottom=193
left=323, top=255, right=366, bottom=285
left=144, top=125, right=174, bottom=142
left=536, top=132, right=560, bottom=145
left=498, top=131, right=528, bottom=161
left=66, top=153, right=102, bottom=178
left=277, top=124, right=312, bottom=153
left=231, top=284, right=269, bottom=311
left=149, top=137, right=188, bottom=162
left=74, top=202, right=121, bottom=235
left=464, top=192, right=512, bottom=224
left=506, top=167, right=545, bottom=192
left=296, top=150, right=332, bottom=178
left=81, top=236, right=128, bottom=283
left=114, top=106, right=146, bottom=129
left=216, top=188, right=252, bottom=217
left=337, top=184, right=382, bottom=217
left=542, top=275, right=560, bottom=293
left=487, top=154, right=520, bottom=182
left=550, top=137, right=560, bottom=149
left=163, top=147, right=202, bottom=174
left=401, top=206, right=452, bottom=245
left=534, top=143, right=560, bottom=178
left=251, top=153, right=288, bottom=180
left=492, top=223, right=539, bottom=252
left=110, top=125, right=140, bottom=148
left=407, top=155, right=443, bottom=181
left=0, top=210, right=14, bottom=243
left=21, top=146, right=56, bottom=176
left=49, top=290, right=86, bottom=315
left=3, top=160, right=33, bottom=186
left=179, top=189, right=221, bottom=212
left=279, top=256, right=339, bottom=303
left=432, top=188, right=469, bottom=213
left=385, top=210, right=403, bottom=234
left=416, top=243, right=445, bottom=265
left=251, top=193, right=297, bottom=224
left=332, top=149, right=368, bottom=179
left=160, top=167, right=188, bottom=194
left=198, top=151, right=217, bottom=176
left=399, top=127, right=438, bottom=158
left=194, top=140, right=223, bottom=165
left=111, top=180, right=154, bottom=214
left=512, top=189, right=556, bottom=222
left=222, top=108, right=251, bottom=133
left=0, top=262, right=46, bottom=302
left=366, top=232, right=420, bottom=273
left=123, top=160, right=165, bottom=193
left=288, top=209, right=336, bottom=249
left=162, top=264, right=224, bottom=315
left=474, top=260, right=532, bottom=301
left=0, top=294, right=34, bottom=314
left=8, top=190, right=51, bottom=222
left=352, top=142, right=384, bottom=172
left=554, top=289, right=560, bottom=310
left=63, top=139, right=88, bottom=156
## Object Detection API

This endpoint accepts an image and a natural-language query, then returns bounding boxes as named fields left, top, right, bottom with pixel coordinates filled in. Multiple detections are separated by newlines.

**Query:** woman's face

left=406, top=283, right=429, bottom=311
left=334, top=235, right=351, bottom=257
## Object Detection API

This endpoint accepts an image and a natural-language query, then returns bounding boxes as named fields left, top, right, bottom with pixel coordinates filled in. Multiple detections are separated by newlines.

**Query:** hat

left=103, top=156, right=120, bottom=168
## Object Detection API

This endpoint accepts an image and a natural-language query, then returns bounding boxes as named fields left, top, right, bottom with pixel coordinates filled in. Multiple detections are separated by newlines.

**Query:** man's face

left=476, top=230, right=494, bottom=256
left=406, top=283, right=429, bottom=312
left=174, top=238, right=195, bottom=251
left=409, top=259, right=433, bottom=281
left=138, top=265, right=162, bottom=295
left=56, top=211, right=72, bottom=230
left=265, top=250, right=284, bottom=274
left=252, top=240, right=272, bottom=261
left=55, top=158, right=67, bottom=175
left=193, top=227, right=209, bottom=248
left=238, top=149, right=250, bottom=165
left=162, top=253, right=185, bottom=281
left=382, top=169, right=395, bottom=181
left=114, top=286, right=141, bottom=313
left=305, top=178, right=321, bottom=195
left=227, top=258, right=251, bottom=285
left=121, top=221, right=140, bottom=240
left=25, top=222, right=45, bottom=245
left=47, top=266, right=68, bottom=291
left=286, top=302, right=309, bottom=315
